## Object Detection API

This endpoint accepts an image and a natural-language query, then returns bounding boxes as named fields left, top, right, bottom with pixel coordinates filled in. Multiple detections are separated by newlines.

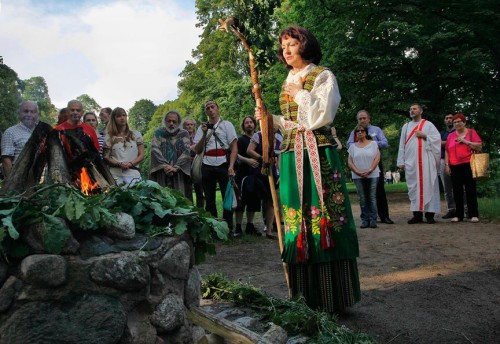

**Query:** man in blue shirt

left=347, top=110, right=394, bottom=224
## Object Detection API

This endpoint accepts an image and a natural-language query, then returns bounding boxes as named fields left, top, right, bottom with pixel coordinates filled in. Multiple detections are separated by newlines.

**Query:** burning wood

left=1, top=122, right=116, bottom=195
left=80, top=167, right=98, bottom=195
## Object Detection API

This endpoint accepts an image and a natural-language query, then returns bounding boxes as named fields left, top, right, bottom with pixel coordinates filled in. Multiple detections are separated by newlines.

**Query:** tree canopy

left=1, top=1, right=498, bottom=191
left=76, top=94, right=101, bottom=115
left=21, top=76, right=58, bottom=125
left=128, top=99, right=158, bottom=135
left=0, top=64, right=22, bottom=131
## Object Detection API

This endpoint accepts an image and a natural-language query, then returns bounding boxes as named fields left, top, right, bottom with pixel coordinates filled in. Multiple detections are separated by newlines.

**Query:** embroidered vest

left=279, top=66, right=335, bottom=152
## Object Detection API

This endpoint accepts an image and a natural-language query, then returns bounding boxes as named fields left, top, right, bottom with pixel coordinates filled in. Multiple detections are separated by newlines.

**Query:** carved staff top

left=218, top=17, right=274, bottom=175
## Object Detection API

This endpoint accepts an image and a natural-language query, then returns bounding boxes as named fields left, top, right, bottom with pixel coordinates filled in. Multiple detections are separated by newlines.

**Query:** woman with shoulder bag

left=444, top=113, right=482, bottom=223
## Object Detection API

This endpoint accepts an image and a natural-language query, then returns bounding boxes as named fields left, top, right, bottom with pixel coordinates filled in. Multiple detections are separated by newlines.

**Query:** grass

left=346, top=181, right=408, bottom=193
left=204, top=181, right=500, bottom=223
left=478, top=197, right=500, bottom=222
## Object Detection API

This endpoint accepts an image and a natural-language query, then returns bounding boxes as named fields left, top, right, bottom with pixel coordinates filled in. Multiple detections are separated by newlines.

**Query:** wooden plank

left=187, top=307, right=271, bottom=344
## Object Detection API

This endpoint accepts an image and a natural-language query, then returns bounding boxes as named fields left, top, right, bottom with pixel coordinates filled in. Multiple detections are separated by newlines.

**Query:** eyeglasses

left=453, top=120, right=463, bottom=124
left=356, top=129, right=365, bottom=133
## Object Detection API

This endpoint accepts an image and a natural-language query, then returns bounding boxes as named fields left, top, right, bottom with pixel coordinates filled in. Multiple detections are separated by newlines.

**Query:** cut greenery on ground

left=202, top=273, right=375, bottom=344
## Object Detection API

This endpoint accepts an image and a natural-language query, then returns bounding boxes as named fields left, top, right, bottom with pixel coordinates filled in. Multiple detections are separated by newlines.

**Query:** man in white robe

left=397, top=103, right=441, bottom=224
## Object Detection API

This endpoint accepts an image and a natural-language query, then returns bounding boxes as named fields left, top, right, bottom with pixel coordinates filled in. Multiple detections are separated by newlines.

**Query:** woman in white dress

left=103, top=107, right=144, bottom=187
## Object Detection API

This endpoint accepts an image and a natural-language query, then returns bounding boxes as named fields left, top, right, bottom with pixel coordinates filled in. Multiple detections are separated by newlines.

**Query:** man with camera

left=193, top=100, right=238, bottom=233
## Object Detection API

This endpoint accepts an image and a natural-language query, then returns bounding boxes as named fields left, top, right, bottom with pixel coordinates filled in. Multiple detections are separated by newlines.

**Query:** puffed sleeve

left=294, top=69, right=341, bottom=131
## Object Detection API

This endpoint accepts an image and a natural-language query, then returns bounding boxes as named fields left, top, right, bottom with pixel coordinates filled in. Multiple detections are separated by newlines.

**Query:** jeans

left=439, top=158, right=456, bottom=212
left=201, top=163, right=233, bottom=229
left=354, top=177, right=378, bottom=224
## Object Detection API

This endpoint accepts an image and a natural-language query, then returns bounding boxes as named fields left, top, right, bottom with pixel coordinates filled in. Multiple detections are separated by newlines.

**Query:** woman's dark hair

left=83, top=112, right=97, bottom=121
left=240, top=116, right=256, bottom=132
left=277, top=26, right=322, bottom=69
left=100, top=107, right=112, bottom=115
left=354, top=123, right=373, bottom=140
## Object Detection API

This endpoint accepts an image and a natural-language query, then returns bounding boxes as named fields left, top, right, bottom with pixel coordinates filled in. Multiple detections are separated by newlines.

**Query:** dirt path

left=198, top=193, right=500, bottom=343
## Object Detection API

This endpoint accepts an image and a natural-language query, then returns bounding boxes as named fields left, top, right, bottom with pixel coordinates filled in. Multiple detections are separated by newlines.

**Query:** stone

left=21, top=219, right=79, bottom=254
left=262, top=323, right=287, bottom=344
left=123, top=306, right=157, bottom=344
left=105, top=212, right=136, bottom=240
left=158, top=241, right=191, bottom=280
left=0, top=294, right=127, bottom=344
left=234, top=316, right=259, bottom=329
left=165, top=318, right=194, bottom=344
left=191, top=325, right=206, bottom=343
left=90, top=254, right=150, bottom=292
left=150, top=293, right=185, bottom=332
left=286, top=336, right=309, bottom=344
left=61, top=233, right=80, bottom=254
left=20, top=223, right=45, bottom=252
left=79, top=234, right=162, bottom=259
left=20, top=254, right=67, bottom=287
left=0, top=276, right=22, bottom=313
left=149, top=269, right=185, bottom=304
left=0, top=262, right=7, bottom=285
left=185, top=267, right=202, bottom=308
left=217, top=308, right=246, bottom=319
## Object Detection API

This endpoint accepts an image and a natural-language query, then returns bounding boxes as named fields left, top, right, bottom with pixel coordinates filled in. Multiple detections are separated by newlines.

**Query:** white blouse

left=274, top=63, right=341, bottom=131
left=348, top=141, right=380, bottom=179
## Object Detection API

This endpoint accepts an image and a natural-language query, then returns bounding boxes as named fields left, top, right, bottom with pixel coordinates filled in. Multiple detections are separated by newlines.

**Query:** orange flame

left=80, top=167, right=98, bottom=195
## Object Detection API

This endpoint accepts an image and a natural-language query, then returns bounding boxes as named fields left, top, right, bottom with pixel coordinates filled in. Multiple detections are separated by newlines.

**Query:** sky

left=0, top=0, right=202, bottom=110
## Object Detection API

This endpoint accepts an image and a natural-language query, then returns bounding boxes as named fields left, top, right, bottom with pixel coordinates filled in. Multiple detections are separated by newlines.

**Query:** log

left=187, top=307, right=272, bottom=344
left=0, top=122, right=52, bottom=195
left=46, top=129, right=71, bottom=184
left=1, top=123, right=116, bottom=194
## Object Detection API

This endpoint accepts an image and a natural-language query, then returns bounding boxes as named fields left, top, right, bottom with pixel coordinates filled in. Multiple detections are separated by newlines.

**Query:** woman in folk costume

left=256, top=26, right=360, bottom=313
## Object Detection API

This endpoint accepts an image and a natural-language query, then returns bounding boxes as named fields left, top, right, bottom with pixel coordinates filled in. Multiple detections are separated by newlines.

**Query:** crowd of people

left=0, top=25, right=485, bottom=316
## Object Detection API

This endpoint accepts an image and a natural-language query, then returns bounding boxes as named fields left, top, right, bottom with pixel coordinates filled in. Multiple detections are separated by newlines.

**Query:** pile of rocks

left=0, top=212, right=204, bottom=344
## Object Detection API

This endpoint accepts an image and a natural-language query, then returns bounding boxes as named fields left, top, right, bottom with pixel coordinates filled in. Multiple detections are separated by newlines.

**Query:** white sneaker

left=451, top=217, right=460, bottom=222
left=470, top=217, right=479, bottom=223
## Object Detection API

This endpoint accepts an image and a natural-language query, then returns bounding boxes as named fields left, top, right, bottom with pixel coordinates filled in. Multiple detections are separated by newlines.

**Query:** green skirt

left=280, top=146, right=360, bottom=312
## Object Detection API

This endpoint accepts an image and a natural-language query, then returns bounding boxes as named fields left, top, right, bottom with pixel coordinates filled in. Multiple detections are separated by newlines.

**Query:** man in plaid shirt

left=1, top=101, right=39, bottom=178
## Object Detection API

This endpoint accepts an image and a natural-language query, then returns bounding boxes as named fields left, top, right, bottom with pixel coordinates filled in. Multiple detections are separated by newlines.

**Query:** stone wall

left=0, top=213, right=204, bottom=344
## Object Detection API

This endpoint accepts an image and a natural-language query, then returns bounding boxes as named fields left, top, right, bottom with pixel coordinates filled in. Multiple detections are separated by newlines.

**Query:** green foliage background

left=1, top=0, right=498, bottom=193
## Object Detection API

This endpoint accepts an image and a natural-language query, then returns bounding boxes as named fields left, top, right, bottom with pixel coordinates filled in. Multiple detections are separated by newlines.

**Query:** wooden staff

left=218, top=17, right=290, bottom=295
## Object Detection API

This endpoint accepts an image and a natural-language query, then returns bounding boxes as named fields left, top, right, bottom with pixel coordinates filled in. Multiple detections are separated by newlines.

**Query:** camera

left=206, top=123, right=215, bottom=129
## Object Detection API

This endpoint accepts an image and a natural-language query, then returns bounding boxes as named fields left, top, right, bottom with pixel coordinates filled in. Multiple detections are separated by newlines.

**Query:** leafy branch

left=0, top=180, right=229, bottom=264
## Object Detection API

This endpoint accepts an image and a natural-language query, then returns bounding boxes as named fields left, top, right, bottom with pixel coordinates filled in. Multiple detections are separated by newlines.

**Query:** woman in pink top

left=444, top=113, right=482, bottom=223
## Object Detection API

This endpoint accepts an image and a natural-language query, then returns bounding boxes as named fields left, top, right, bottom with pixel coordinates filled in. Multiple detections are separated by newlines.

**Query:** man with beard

left=234, top=116, right=260, bottom=236
left=439, top=113, right=459, bottom=219
left=397, top=103, right=441, bottom=224
left=1, top=101, right=40, bottom=178
left=149, top=110, right=193, bottom=201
